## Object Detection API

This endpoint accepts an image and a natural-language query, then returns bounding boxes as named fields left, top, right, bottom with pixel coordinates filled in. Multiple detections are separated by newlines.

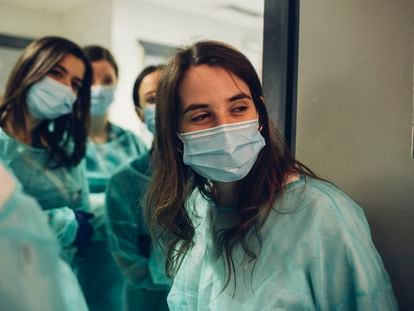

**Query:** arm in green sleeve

left=45, top=207, right=79, bottom=248
left=105, top=171, right=152, bottom=287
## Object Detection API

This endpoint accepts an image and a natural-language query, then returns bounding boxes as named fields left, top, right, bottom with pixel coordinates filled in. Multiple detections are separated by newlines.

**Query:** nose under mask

left=26, top=76, right=77, bottom=120
left=90, top=85, right=116, bottom=117
left=178, top=119, right=266, bottom=182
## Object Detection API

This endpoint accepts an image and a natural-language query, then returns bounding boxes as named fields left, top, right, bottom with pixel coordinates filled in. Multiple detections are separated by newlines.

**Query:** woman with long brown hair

left=78, top=45, right=149, bottom=311
left=0, top=36, right=94, bottom=261
left=147, top=40, right=397, bottom=310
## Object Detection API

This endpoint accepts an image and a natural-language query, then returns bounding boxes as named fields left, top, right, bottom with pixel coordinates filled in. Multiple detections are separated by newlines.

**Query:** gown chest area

left=8, top=149, right=84, bottom=210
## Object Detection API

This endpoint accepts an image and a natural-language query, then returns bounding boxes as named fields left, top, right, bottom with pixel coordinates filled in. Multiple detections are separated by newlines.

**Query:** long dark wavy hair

left=146, top=40, right=317, bottom=290
left=0, top=36, right=92, bottom=168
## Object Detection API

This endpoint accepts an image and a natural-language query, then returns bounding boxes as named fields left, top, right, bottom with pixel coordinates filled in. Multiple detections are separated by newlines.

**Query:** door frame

left=262, top=0, right=300, bottom=153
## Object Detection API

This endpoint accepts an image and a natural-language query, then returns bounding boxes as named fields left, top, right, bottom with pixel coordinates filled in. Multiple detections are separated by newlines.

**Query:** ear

left=259, top=96, right=265, bottom=103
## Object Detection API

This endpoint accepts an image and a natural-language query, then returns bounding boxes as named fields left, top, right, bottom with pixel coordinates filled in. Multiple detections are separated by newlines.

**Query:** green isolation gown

left=168, top=176, right=398, bottom=310
left=0, top=128, right=91, bottom=262
left=106, top=152, right=171, bottom=311
left=76, top=124, right=149, bottom=311
left=0, top=164, right=88, bottom=311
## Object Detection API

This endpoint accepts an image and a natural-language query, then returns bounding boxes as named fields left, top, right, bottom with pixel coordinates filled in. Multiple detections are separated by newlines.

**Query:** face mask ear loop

left=176, top=132, right=184, bottom=143
left=176, top=132, right=184, bottom=153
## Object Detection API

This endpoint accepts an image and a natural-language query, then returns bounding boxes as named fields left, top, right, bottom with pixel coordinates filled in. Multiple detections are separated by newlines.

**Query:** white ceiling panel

left=0, top=0, right=93, bottom=12
left=0, top=0, right=264, bottom=28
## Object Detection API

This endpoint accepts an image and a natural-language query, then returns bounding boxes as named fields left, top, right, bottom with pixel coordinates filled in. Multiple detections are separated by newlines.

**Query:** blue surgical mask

left=90, top=85, right=115, bottom=117
left=26, top=76, right=77, bottom=120
left=144, top=104, right=156, bottom=134
left=179, top=119, right=266, bottom=182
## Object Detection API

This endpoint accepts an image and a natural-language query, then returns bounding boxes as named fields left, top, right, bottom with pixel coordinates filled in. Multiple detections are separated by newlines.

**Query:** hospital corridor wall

left=286, top=0, right=414, bottom=309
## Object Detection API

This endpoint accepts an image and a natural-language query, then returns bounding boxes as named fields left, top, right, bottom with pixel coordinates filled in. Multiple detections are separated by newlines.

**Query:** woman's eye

left=232, top=105, right=247, bottom=113
left=49, top=69, right=63, bottom=78
left=146, top=96, right=157, bottom=104
left=190, top=113, right=210, bottom=122
left=102, top=77, right=114, bottom=85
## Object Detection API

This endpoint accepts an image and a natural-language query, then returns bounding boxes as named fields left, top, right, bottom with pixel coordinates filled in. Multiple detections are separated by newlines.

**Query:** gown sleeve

left=44, top=161, right=92, bottom=249
left=167, top=178, right=398, bottom=310
left=105, top=162, right=170, bottom=290
left=85, top=128, right=149, bottom=238
left=300, top=183, right=398, bottom=310
left=0, top=165, right=88, bottom=311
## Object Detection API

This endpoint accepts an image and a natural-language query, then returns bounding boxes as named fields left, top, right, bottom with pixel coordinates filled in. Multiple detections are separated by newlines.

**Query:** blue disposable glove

left=73, top=211, right=94, bottom=248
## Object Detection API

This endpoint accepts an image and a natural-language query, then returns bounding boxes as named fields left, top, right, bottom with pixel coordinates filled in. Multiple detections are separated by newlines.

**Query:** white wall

left=296, top=0, right=414, bottom=307
left=59, top=0, right=112, bottom=47
left=0, top=3, right=61, bottom=93
left=0, top=0, right=112, bottom=46
left=0, top=0, right=263, bottom=145
left=0, top=2, right=60, bottom=38
left=109, top=0, right=262, bottom=144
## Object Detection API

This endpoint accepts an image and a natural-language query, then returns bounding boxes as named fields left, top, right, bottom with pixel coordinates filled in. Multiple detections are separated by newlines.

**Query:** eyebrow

left=182, top=92, right=252, bottom=115
left=182, top=103, right=209, bottom=114
left=53, top=64, right=67, bottom=74
left=53, top=64, right=83, bottom=85
left=228, top=92, right=252, bottom=102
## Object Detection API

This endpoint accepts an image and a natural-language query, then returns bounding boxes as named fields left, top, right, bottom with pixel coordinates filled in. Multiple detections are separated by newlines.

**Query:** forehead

left=91, top=60, right=116, bottom=77
left=57, top=53, right=85, bottom=78
left=178, top=65, right=250, bottom=103
left=139, top=70, right=161, bottom=96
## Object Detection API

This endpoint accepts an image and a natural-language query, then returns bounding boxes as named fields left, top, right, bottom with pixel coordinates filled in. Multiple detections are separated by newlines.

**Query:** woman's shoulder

left=109, top=123, right=140, bottom=139
left=0, top=126, right=7, bottom=138
left=108, top=123, right=127, bottom=134
left=0, top=127, right=17, bottom=145
left=109, top=123, right=149, bottom=150
left=271, top=176, right=369, bottom=237
left=0, top=127, right=52, bottom=165
left=276, top=176, right=362, bottom=212
left=108, top=153, right=151, bottom=192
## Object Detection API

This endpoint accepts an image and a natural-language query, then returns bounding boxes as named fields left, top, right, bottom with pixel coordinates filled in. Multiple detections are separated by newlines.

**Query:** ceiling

left=0, top=0, right=264, bottom=29
left=148, top=0, right=264, bottom=29
left=0, top=0, right=91, bottom=12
